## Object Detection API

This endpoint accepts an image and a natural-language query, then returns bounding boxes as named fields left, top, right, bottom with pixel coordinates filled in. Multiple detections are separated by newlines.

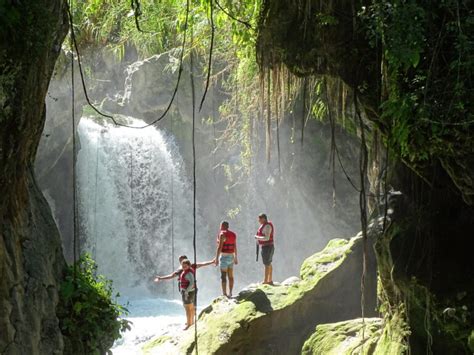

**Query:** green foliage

left=310, top=80, right=328, bottom=121
left=71, top=0, right=261, bottom=59
left=58, top=254, right=130, bottom=354
left=0, top=4, right=21, bottom=33
left=314, top=13, right=339, bottom=27
left=361, top=0, right=473, bottom=177
left=362, top=1, right=425, bottom=70
left=402, top=278, right=472, bottom=353
left=71, top=0, right=182, bottom=57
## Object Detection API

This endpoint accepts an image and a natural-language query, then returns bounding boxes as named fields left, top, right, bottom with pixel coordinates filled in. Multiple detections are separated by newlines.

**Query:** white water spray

left=77, top=116, right=194, bottom=297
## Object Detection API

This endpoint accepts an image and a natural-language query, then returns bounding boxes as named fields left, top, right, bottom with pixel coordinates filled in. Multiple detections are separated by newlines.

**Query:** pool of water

left=111, top=298, right=184, bottom=354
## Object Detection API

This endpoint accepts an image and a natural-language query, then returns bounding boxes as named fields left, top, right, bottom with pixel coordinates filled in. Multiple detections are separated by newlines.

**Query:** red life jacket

left=179, top=267, right=196, bottom=291
left=217, top=229, right=237, bottom=253
left=257, top=221, right=274, bottom=246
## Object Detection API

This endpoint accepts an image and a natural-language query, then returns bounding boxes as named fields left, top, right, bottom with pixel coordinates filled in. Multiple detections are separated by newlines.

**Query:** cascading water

left=77, top=116, right=195, bottom=296
left=77, top=116, right=211, bottom=353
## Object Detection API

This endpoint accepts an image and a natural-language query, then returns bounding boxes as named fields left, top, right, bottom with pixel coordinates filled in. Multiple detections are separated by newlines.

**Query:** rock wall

left=0, top=1, right=68, bottom=353
left=256, top=1, right=474, bottom=352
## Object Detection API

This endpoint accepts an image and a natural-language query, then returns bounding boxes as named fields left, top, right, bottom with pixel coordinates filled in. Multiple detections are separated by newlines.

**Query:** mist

left=36, top=49, right=362, bottom=305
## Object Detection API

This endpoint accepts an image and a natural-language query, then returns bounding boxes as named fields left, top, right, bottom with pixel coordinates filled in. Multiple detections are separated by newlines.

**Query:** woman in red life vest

left=178, top=259, right=196, bottom=330
left=214, top=221, right=238, bottom=297
left=254, top=213, right=274, bottom=285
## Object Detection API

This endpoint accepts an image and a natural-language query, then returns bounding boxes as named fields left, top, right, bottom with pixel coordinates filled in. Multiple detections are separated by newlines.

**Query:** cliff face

left=256, top=0, right=474, bottom=352
left=0, top=1, right=68, bottom=353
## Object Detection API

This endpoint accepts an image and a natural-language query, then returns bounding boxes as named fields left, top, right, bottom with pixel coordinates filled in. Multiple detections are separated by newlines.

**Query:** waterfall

left=77, top=116, right=194, bottom=297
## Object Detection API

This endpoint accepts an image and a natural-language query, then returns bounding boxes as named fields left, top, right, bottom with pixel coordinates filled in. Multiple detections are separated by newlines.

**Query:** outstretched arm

left=154, top=271, right=178, bottom=283
left=195, top=259, right=215, bottom=268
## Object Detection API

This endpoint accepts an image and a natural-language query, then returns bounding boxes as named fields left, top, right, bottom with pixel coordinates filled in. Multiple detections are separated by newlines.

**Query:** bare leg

left=184, top=304, right=194, bottom=329
left=263, top=265, right=273, bottom=284
left=183, top=305, right=190, bottom=329
left=228, top=268, right=234, bottom=296
left=183, top=305, right=188, bottom=326
left=220, top=270, right=228, bottom=296
left=189, top=303, right=195, bottom=326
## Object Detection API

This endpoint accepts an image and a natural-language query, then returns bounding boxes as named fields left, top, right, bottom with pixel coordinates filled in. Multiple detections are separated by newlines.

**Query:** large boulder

left=143, top=235, right=377, bottom=354
left=302, top=316, right=408, bottom=355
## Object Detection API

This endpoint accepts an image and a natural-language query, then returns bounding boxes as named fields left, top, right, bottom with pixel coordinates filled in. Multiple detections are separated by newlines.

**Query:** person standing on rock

left=154, top=255, right=214, bottom=329
left=214, top=221, right=238, bottom=297
left=178, top=259, right=196, bottom=330
left=255, top=213, right=274, bottom=285
left=154, top=255, right=214, bottom=288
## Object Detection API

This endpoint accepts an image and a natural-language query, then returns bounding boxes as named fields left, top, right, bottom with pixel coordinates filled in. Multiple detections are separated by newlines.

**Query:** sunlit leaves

left=58, top=254, right=130, bottom=353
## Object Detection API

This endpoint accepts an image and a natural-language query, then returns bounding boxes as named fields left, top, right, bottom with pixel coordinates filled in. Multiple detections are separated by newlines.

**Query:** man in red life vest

left=255, top=213, right=274, bottom=285
left=214, top=221, right=238, bottom=297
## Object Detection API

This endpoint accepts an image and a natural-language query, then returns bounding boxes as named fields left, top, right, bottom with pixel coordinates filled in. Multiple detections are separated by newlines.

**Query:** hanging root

left=355, top=89, right=369, bottom=341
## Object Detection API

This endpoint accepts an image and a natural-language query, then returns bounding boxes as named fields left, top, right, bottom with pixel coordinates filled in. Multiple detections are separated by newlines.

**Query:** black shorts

left=181, top=290, right=196, bottom=305
left=261, top=245, right=275, bottom=266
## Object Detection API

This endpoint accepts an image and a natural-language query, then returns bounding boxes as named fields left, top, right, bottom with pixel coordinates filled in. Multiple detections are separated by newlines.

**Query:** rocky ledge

left=143, top=235, right=377, bottom=354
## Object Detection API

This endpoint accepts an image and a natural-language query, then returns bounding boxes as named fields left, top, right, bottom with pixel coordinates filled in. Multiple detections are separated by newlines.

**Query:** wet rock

left=281, top=276, right=300, bottom=286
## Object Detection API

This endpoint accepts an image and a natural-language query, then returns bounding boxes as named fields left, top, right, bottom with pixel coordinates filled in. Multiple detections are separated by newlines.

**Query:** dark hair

left=182, top=259, right=191, bottom=266
left=258, top=213, right=267, bottom=220
left=221, top=221, right=229, bottom=228
left=179, top=255, right=188, bottom=261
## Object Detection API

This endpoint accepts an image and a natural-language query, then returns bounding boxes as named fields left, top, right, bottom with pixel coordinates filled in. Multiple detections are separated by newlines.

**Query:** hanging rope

left=355, top=90, right=369, bottom=338
left=199, top=0, right=215, bottom=112
left=69, top=0, right=78, bottom=281
left=382, top=142, right=390, bottom=232
left=324, top=78, right=337, bottom=208
left=273, top=67, right=282, bottom=176
left=189, top=17, right=199, bottom=355
left=130, top=0, right=153, bottom=34
left=214, top=0, right=253, bottom=29
left=301, top=77, right=307, bottom=148
left=92, top=133, right=100, bottom=260
left=266, top=69, right=271, bottom=165
left=169, top=115, right=176, bottom=294
left=66, top=1, right=189, bottom=129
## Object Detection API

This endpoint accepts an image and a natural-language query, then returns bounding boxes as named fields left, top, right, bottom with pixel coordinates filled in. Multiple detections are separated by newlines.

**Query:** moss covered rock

left=468, top=330, right=474, bottom=353
left=302, top=316, right=408, bottom=355
left=143, top=236, right=377, bottom=354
